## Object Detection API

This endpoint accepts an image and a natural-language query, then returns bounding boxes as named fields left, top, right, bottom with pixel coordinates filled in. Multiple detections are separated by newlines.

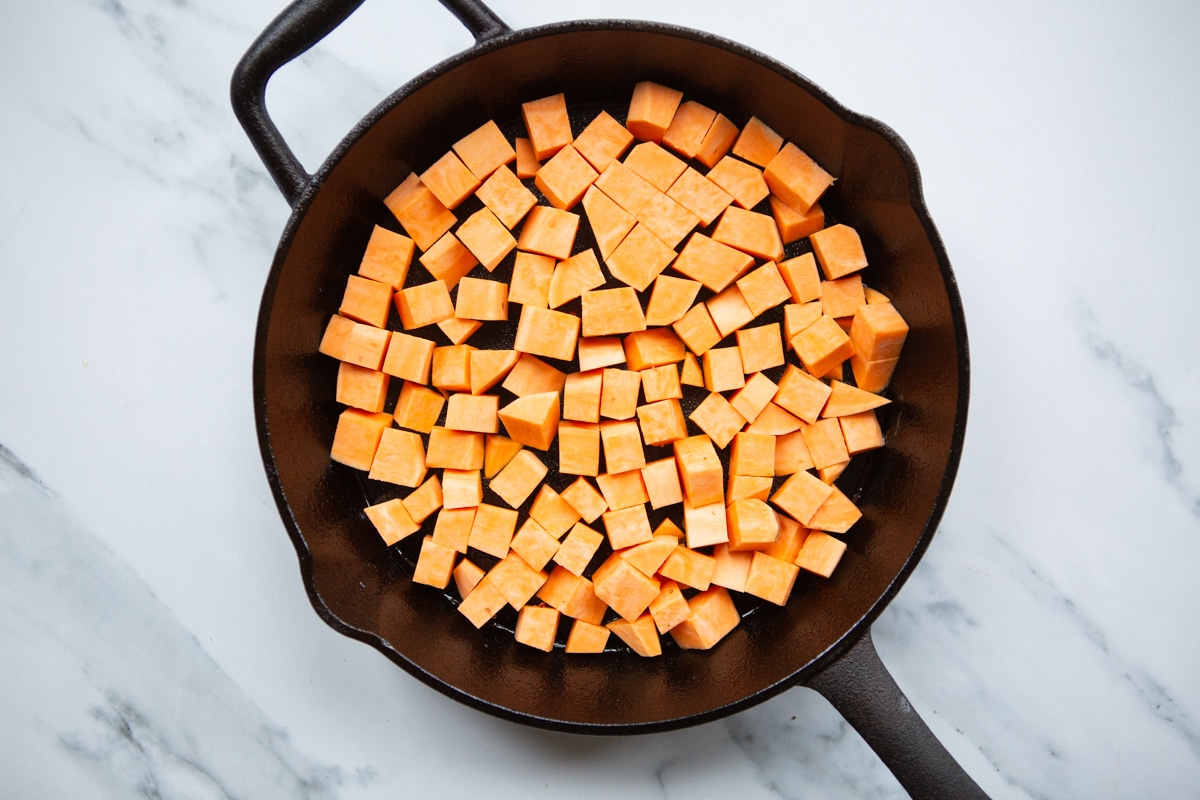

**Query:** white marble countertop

left=2, top=0, right=1198, bottom=797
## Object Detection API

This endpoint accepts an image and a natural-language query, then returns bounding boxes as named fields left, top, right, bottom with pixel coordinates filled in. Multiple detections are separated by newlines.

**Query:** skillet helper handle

left=231, top=0, right=511, bottom=207
left=805, top=631, right=991, bottom=800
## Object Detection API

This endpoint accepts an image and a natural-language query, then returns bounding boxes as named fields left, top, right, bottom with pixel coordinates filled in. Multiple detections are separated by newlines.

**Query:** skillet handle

left=804, top=630, right=991, bottom=800
left=231, top=0, right=511, bottom=207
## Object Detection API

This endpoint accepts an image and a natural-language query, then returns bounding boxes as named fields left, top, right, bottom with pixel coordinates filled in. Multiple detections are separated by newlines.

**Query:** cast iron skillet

left=233, top=1, right=984, bottom=797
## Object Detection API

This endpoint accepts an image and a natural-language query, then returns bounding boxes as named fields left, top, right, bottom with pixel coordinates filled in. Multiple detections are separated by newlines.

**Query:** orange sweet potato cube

left=577, top=336, right=627, bottom=371
left=636, top=399, right=689, bottom=447
left=453, top=119, right=515, bottom=181
left=432, top=506, right=476, bottom=553
left=791, top=315, right=854, bottom=378
left=488, top=552, right=549, bottom=609
left=673, top=435, right=724, bottom=507
left=624, top=530, right=678, bottom=576
left=594, top=160, right=658, bottom=216
left=794, top=529, right=848, bottom=578
left=469, top=349, right=519, bottom=395
left=730, top=431, right=776, bottom=477
left=601, top=504, right=653, bottom=550
left=670, top=232, right=755, bottom=293
left=680, top=352, right=704, bottom=387
left=654, top=517, right=685, bottom=540
left=420, top=231, right=478, bottom=289
left=402, top=474, right=443, bottom=524
left=452, top=557, right=486, bottom=598
left=529, top=484, right=583, bottom=538
left=775, top=429, right=815, bottom=475
left=358, top=225, right=415, bottom=289
left=764, top=142, right=834, bottom=213
left=454, top=276, right=509, bottom=321
left=661, top=100, right=717, bottom=160
left=514, top=605, right=560, bottom=652
left=396, top=280, right=455, bottom=329
left=635, top=191, right=699, bottom=249
left=563, top=369, right=603, bottom=422
left=737, top=323, right=786, bottom=374
left=689, top=391, right=746, bottom=449
left=702, top=347, right=746, bottom=393
left=667, top=166, right=733, bottom=227
left=458, top=577, right=507, bottom=628
left=706, top=285, right=756, bottom=339
left=784, top=302, right=824, bottom=349
left=669, top=586, right=740, bottom=650
left=626, top=81, right=683, bottom=143
left=330, top=408, right=392, bottom=470
left=339, top=274, right=392, bottom=329
left=810, top=223, right=869, bottom=280
left=425, top=426, right=484, bottom=471
left=594, top=555, right=662, bottom=623
left=745, top=403, right=804, bottom=436
left=624, top=142, right=687, bottom=192
left=483, top=434, right=523, bottom=479
left=726, top=498, right=781, bottom=551
left=368, top=427, right=427, bottom=487
left=623, top=328, right=686, bottom=371
left=431, top=344, right=473, bottom=393
left=640, top=363, right=682, bottom=403
left=801, top=417, right=850, bottom=471
left=779, top=253, right=822, bottom=304
left=850, top=353, right=901, bottom=394
left=521, top=93, right=573, bottom=160
left=380, top=331, right=434, bottom=383
left=604, top=223, right=677, bottom=292
left=573, top=110, right=635, bottom=172
left=508, top=251, right=555, bottom=308
left=467, top=502, right=518, bottom=558
left=600, top=368, right=641, bottom=421
left=581, top=184, right=636, bottom=260
left=535, top=143, right=598, bottom=210
left=607, top=612, right=662, bottom=657
left=319, top=314, right=391, bottom=370
left=489, top=448, right=548, bottom=509
left=711, top=205, right=784, bottom=263
left=648, top=579, right=692, bottom=634
left=548, top=248, right=605, bottom=308
left=822, top=380, right=890, bottom=418
left=600, top=419, right=646, bottom=474
left=730, top=371, right=779, bottom=423
left=421, top=150, right=480, bottom=210
left=392, top=381, right=444, bottom=433
left=820, top=274, right=866, bottom=319
left=389, top=179, right=457, bottom=251
left=582, top=288, right=647, bottom=337
left=644, top=274, right=702, bottom=327
left=706, top=155, right=770, bottom=210
left=510, top=517, right=561, bottom=571
left=514, top=305, right=579, bottom=362
left=560, top=476, right=608, bottom=523
left=514, top=136, right=539, bottom=178
left=732, top=116, right=783, bottom=167
left=441, top=468, right=482, bottom=510
left=437, top=316, right=481, bottom=346
left=770, top=196, right=825, bottom=244
left=840, top=410, right=884, bottom=455
left=364, top=498, right=420, bottom=547
left=457, top=208, right=516, bottom=272
left=501, top=353, right=566, bottom=397
left=710, top=543, right=753, bottom=593
left=744, top=551, right=800, bottom=605
left=773, top=364, right=833, bottom=424
left=554, top=522, right=604, bottom=576
left=771, top=469, right=834, bottom=526
left=516, top=205, right=579, bottom=260
left=498, top=391, right=560, bottom=451
left=865, top=286, right=891, bottom=305
left=807, top=485, right=862, bottom=534
left=565, top=619, right=611, bottom=653
left=695, top=113, right=739, bottom=169
left=558, top=421, right=600, bottom=477
left=849, top=302, right=909, bottom=362
left=595, top=470, right=648, bottom=512
left=336, top=362, right=389, bottom=412
left=413, top=536, right=458, bottom=589
left=737, top=261, right=792, bottom=317
left=659, top=545, right=716, bottom=591
left=475, top=164, right=537, bottom=230
left=727, top=474, right=773, bottom=503
left=762, top=514, right=808, bottom=562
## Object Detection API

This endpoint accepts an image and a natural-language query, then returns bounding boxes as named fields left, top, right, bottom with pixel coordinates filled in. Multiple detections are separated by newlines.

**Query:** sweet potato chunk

left=515, top=605, right=560, bottom=652
left=659, top=545, right=716, bottom=591
left=673, top=435, right=724, bottom=508
left=535, top=144, right=598, bottom=210
left=636, top=399, right=689, bottom=447
left=669, top=587, right=740, bottom=650
left=689, top=391, right=746, bottom=449
left=560, top=476, right=608, bottom=523
left=601, top=504, right=654, bottom=550
left=565, top=619, right=611, bottom=653
left=695, top=113, right=739, bottom=169
left=558, top=421, right=600, bottom=477
left=582, top=288, right=647, bottom=337
left=330, top=408, right=392, bottom=470
left=563, top=369, right=603, bottom=423
left=456, top=208, right=516, bottom=272
left=599, top=419, right=646, bottom=473
left=670, top=232, right=755, bottom=293
left=581, top=184, right=636, bottom=260
left=662, top=100, right=717, bottom=160
left=706, top=155, right=770, bottom=210
left=508, top=251, right=555, bottom=308
left=770, top=196, right=825, bottom=244
left=573, top=110, right=635, bottom=172
left=605, top=223, right=676, bottom=292
left=732, top=117, right=783, bottom=168
left=421, top=150, right=480, bottom=210
left=810, top=223, right=869, bottom=280
left=600, top=368, right=642, bottom=421
left=336, top=362, right=389, bottom=413
left=368, top=427, right=427, bottom=487
left=608, top=612, right=662, bottom=657
left=711, top=205, right=784, bottom=263
left=455, top=276, right=508, bottom=321
left=726, top=498, right=781, bottom=552
left=514, top=305, right=579, bottom=362
left=744, top=551, right=800, bottom=605
left=413, top=536, right=458, bottom=589
left=522, top=93, right=572, bottom=160
left=498, top=391, right=560, bottom=451
left=453, top=119, right=515, bottom=181
left=517, top=205, right=579, bottom=260
left=364, top=498, right=420, bottom=546
left=763, top=142, right=834, bottom=213
left=489, top=448, right=548, bottom=508
left=626, top=81, right=683, bottom=143
left=502, top=353, right=566, bottom=397
left=419, top=224, right=479, bottom=289
left=358, top=225, right=414, bottom=289
left=320, top=314, right=391, bottom=370
left=554, top=522, right=604, bottom=576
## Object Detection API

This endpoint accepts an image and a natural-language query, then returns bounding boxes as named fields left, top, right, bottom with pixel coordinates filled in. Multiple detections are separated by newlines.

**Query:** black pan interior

left=254, top=20, right=967, bottom=732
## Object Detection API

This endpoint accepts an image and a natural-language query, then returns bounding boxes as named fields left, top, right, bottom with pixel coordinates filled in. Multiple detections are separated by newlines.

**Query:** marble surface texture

left=2, top=0, right=1198, bottom=797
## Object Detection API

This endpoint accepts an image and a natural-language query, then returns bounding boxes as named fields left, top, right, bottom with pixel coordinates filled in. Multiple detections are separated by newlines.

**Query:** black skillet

left=233, top=1, right=984, bottom=797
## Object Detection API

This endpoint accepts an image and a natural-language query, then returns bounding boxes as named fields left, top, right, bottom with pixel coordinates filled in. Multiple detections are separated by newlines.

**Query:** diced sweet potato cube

left=358, top=225, right=415, bottom=289
left=514, top=136, right=539, bottom=178
left=773, top=364, right=832, bottom=424
left=516, top=205, right=579, bottom=260
left=563, top=369, right=602, bottom=422
left=337, top=362, right=389, bottom=412
left=497, top=391, right=560, bottom=451
left=383, top=172, right=422, bottom=218
left=582, top=287, right=647, bottom=337
left=413, top=536, right=458, bottom=589
left=601, top=504, right=653, bottom=550
left=620, top=534, right=678, bottom=578
left=454, top=276, right=508, bottom=322
left=732, top=116, right=783, bottom=167
left=689, top=391, right=746, bottom=449
left=659, top=545, right=716, bottom=591
left=514, top=605, right=560, bottom=652
left=467, top=502, right=518, bottom=558
left=670, top=232, right=755, bottom=293
left=379, top=331, right=434, bottom=384
left=673, top=435, right=724, bottom=507
left=442, top=468, right=482, bottom=509
left=865, top=286, right=890, bottom=304
left=712, top=205, right=784, bottom=263
left=683, top=496, right=728, bottom=548
left=706, top=285, right=756, bottom=339
left=489, top=448, right=548, bottom=508
left=695, top=113, right=739, bottom=169
left=810, top=223, right=869, bottom=280
left=818, top=462, right=849, bottom=484
left=850, top=353, right=901, bottom=394
left=635, top=191, right=699, bottom=249
left=661, top=100, right=717, bottom=159
left=573, top=110, right=635, bottom=172
left=483, top=433, right=523, bottom=479
left=726, top=498, right=781, bottom=551
left=467, top=349, right=518, bottom=396
left=771, top=469, right=834, bottom=526
left=514, top=305, right=579, bottom=362
left=644, top=274, right=701, bottom=327
left=554, top=522, right=603, bottom=575
left=745, top=403, right=804, bottom=435
left=737, top=261, right=792, bottom=317
left=339, top=274, right=393, bottom=329
left=594, top=160, right=658, bottom=216
left=648, top=579, right=692, bottom=634
left=680, top=352, right=704, bottom=387
left=730, top=432, right=775, bottom=477
left=330, top=408, right=392, bottom=470
left=535, top=144, right=599, bottom=210
left=623, top=328, right=686, bottom=371
left=557, top=420, right=600, bottom=477
left=770, top=196, right=825, bottom=244
left=600, top=419, right=646, bottom=473
left=600, top=368, right=641, bottom=420
left=390, top=180, right=457, bottom=251
left=820, top=274, right=866, bottom=319
left=431, top=344, right=473, bottom=393
left=730, top=371, right=779, bottom=423
left=710, top=544, right=753, bottom=593
left=822, top=380, right=890, bottom=418
left=802, top=417, right=850, bottom=470
left=764, top=142, right=834, bottom=213
left=654, top=517, right=685, bottom=539
left=437, top=316, right=481, bottom=346
left=595, top=470, right=649, bottom=512
left=850, top=302, right=909, bottom=362
left=392, top=381, right=443, bottom=434
left=794, top=529, right=847, bottom=578
left=510, top=517, right=561, bottom=571
left=458, top=577, right=507, bottom=628
left=432, top=506, right=476, bottom=553
left=627, top=81, right=683, bottom=143
left=640, top=363, right=682, bottom=403
left=791, top=315, right=853, bottom=378
left=744, top=551, right=800, bottom=605
left=727, top=474, right=773, bottom=503
left=548, top=248, right=605, bottom=309
left=608, top=612, right=662, bottom=657
left=475, top=165, right=537, bottom=232
left=580, top=184, right=636, bottom=261
left=565, top=619, right=611, bottom=653
left=488, top=552, right=549, bottom=609
left=706, top=155, right=770, bottom=210
left=624, top=141, right=688, bottom=191
left=784, top=302, right=824, bottom=349
left=456, top=208, right=516, bottom=272
left=368, top=427, right=427, bottom=487
left=736, top=323, right=786, bottom=374
left=539, top=567, right=607, bottom=624
left=508, top=251, right=554, bottom=308
left=669, top=587, right=740, bottom=650
left=702, top=347, right=746, bottom=393
left=396, top=280, right=455, bottom=330
left=320, top=314, right=391, bottom=370
left=501, top=353, right=566, bottom=398
left=522, top=93, right=572, bottom=160
left=453, top=119, right=515, bottom=181
left=775, top=429, right=815, bottom=475
left=594, top=554, right=662, bottom=623
left=605, top=223, right=676, bottom=292
left=364, top=498, right=420, bottom=546
left=530, top=484, right=583, bottom=538
left=763, top=514, right=808, bottom=562
left=779, top=253, right=822, bottom=304
left=421, top=150, right=480, bottom=210
left=840, top=410, right=884, bottom=455
left=426, top=426, right=484, bottom=470
left=402, top=474, right=443, bottom=524
left=577, top=336, right=627, bottom=371
left=453, top=557, right=486, bottom=598
left=636, top=398, right=689, bottom=447
left=666, top=166, right=733, bottom=227
left=807, top=485, right=862, bottom=534
left=560, top=476, right=608, bottom=523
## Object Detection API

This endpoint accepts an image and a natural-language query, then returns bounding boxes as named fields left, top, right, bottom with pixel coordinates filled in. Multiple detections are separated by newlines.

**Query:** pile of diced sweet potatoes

left=318, top=82, right=909, bottom=656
